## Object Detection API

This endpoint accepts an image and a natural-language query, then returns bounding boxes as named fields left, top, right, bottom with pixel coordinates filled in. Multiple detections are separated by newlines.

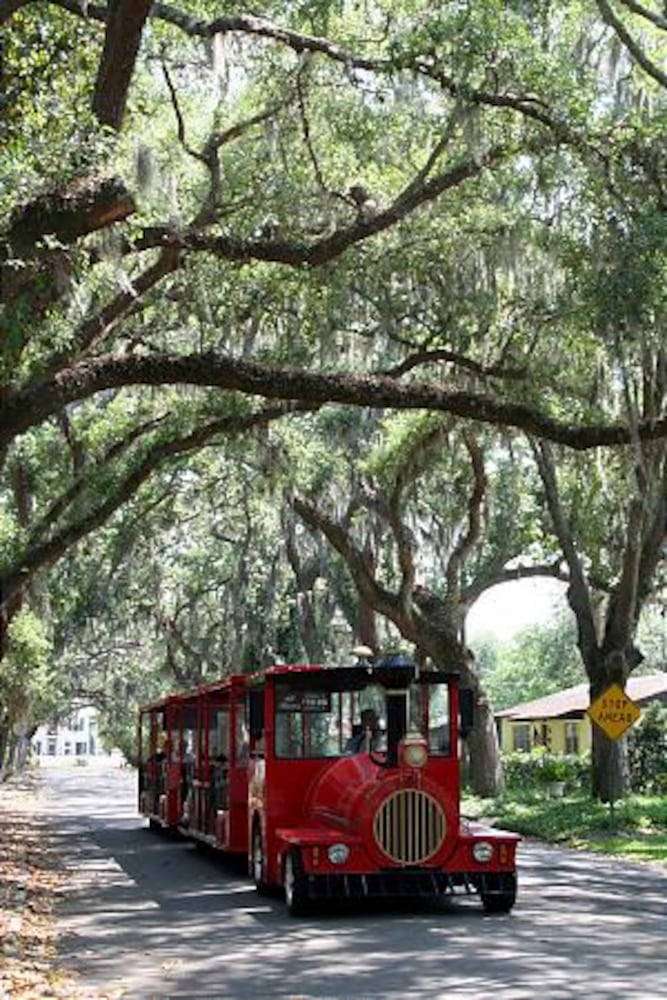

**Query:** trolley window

left=273, top=673, right=452, bottom=758
left=426, top=683, right=451, bottom=755
left=274, top=682, right=387, bottom=758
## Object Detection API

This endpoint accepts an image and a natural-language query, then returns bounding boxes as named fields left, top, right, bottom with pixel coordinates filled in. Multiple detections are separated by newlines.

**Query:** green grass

left=463, top=790, right=667, bottom=865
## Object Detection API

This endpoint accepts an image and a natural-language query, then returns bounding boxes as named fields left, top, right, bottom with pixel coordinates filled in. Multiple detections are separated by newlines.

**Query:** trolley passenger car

left=138, top=654, right=519, bottom=915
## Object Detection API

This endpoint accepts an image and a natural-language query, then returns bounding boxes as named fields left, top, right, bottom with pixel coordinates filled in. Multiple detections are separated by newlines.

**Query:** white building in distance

left=32, top=705, right=100, bottom=759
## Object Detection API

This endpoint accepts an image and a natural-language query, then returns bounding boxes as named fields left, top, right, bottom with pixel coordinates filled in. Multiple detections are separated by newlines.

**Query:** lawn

left=463, top=790, right=667, bottom=865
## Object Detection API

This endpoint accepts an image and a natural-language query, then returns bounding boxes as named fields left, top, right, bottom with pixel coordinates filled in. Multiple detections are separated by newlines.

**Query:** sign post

left=587, top=683, right=641, bottom=826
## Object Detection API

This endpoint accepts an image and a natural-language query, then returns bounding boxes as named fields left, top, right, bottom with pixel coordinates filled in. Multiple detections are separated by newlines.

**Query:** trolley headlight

left=404, top=743, right=428, bottom=768
left=327, top=843, right=350, bottom=865
left=472, top=841, right=494, bottom=864
left=399, top=733, right=428, bottom=769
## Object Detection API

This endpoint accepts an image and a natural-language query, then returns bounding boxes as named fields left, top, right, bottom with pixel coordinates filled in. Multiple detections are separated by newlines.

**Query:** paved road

left=39, top=762, right=667, bottom=1000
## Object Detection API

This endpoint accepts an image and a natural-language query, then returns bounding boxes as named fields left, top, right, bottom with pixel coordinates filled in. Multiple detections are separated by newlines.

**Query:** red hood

left=308, top=753, right=380, bottom=832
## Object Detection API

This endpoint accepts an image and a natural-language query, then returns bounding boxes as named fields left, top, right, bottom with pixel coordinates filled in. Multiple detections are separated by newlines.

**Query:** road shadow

left=40, top=765, right=667, bottom=1000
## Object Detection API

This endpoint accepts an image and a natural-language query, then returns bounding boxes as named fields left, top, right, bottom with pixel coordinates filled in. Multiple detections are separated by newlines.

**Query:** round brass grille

left=373, top=789, right=446, bottom=864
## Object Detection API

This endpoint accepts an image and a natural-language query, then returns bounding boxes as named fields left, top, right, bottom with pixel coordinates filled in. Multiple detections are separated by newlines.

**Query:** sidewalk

left=0, top=771, right=108, bottom=999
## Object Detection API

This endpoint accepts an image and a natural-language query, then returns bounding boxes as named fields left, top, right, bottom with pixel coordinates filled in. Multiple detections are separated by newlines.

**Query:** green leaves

left=0, top=8, right=101, bottom=213
left=1, top=0, right=666, bottom=770
left=588, top=209, right=667, bottom=342
left=480, top=612, right=584, bottom=711
left=0, top=609, right=58, bottom=731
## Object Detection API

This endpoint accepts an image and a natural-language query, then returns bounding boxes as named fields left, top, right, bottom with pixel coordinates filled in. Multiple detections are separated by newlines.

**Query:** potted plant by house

left=540, top=754, right=569, bottom=797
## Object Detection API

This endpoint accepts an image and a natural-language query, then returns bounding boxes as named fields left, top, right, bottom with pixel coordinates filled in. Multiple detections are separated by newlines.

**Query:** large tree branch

left=14, top=0, right=655, bottom=166
left=6, top=352, right=667, bottom=454
left=532, top=439, right=600, bottom=663
left=26, top=416, right=166, bottom=547
left=1, top=177, right=137, bottom=353
left=595, top=0, right=667, bottom=89
left=445, top=433, right=486, bottom=598
left=462, top=560, right=569, bottom=607
left=388, top=503, right=417, bottom=625
left=294, top=494, right=472, bottom=661
left=355, top=480, right=417, bottom=626
left=31, top=2, right=614, bottom=146
left=32, top=2, right=394, bottom=67
left=619, top=0, right=667, bottom=29
left=604, top=495, right=645, bottom=653
left=380, top=349, right=527, bottom=382
left=131, top=142, right=520, bottom=268
left=39, top=249, right=181, bottom=380
left=91, top=0, right=152, bottom=129
left=386, top=420, right=452, bottom=618
left=292, top=496, right=413, bottom=635
left=5, top=177, right=134, bottom=253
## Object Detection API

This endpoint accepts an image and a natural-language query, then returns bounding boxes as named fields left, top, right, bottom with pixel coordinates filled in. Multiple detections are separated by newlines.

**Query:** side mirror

left=459, top=688, right=475, bottom=738
left=248, top=689, right=265, bottom=740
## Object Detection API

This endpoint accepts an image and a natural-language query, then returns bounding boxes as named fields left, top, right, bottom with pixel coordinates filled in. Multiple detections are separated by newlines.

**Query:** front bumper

left=297, top=868, right=516, bottom=901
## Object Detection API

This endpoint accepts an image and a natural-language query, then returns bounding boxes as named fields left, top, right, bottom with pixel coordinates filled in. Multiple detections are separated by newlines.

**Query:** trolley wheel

left=251, top=825, right=270, bottom=895
left=481, top=875, right=517, bottom=914
left=283, top=848, right=310, bottom=918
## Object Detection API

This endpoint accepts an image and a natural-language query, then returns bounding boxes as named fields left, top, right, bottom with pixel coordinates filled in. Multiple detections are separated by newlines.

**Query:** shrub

left=502, top=748, right=590, bottom=793
left=628, top=700, right=667, bottom=794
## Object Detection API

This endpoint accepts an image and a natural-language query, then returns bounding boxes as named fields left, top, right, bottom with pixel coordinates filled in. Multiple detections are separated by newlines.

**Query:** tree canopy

left=1, top=1, right=666, bottom=794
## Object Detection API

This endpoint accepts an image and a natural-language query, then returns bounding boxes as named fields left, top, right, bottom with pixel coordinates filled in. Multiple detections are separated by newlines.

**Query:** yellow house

left=495, top=673, right=667, bottom=755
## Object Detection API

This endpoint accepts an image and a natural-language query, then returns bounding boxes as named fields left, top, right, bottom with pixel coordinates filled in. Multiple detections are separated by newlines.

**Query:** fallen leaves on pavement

left=0, top=775, right=110, bottom=999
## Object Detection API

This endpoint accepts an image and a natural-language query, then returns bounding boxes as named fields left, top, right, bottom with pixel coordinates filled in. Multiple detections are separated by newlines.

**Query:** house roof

left=495, top=672, right=667, bottom=721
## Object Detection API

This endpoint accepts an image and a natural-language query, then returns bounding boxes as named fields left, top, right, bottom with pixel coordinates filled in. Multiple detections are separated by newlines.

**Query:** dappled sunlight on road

left=39, top=764, right=667, bottom=1000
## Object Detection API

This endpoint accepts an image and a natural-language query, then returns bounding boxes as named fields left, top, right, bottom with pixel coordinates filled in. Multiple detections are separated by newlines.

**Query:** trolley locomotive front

left=138, top=654, right=519, bottom=917
left=250, top=655, right=519, bottom=915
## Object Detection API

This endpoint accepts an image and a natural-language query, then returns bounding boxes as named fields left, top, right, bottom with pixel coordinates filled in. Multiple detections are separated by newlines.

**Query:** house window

left=512, top=724, right=531, bottom=752
left=565, top=721, right=579, bottom=754
left=532, top=722, right=551, bottom=748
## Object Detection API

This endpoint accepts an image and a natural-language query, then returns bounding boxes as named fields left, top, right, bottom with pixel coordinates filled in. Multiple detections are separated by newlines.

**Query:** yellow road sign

left=587, top=683, right=641, bottom=741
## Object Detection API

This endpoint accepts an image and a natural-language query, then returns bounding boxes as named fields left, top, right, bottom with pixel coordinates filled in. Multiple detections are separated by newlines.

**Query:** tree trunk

left=439, top=644, right=504, bottom=797
left=356, top=598, right=379, bottom=651
left=587, top=650, right=634, bottom=800
left=4, top=733, right=19, bottom=778
left=292, top=496, right=505, bottom=796
left=0, top=717, right=8, bottom=779
left=591, top=726, right=629, bottom=803
left=464, top=690, right=505, bottom=797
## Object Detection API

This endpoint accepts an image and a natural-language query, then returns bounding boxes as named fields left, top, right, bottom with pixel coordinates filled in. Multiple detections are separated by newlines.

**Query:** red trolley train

left=138, top=654, right=519, bottom=915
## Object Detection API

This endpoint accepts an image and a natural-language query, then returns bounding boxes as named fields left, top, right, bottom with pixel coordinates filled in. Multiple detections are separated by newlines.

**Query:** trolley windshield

left=273, top=670, right=451, bottom=759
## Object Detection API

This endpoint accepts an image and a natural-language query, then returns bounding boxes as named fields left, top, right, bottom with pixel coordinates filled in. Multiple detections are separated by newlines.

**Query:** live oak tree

left=287, top=411, right=562, bottom=795
left=524, top=143, right=667, bottom=799
left=1, top=1, right=666, bottom=793
left=533, top=436, right=667, bottom=800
